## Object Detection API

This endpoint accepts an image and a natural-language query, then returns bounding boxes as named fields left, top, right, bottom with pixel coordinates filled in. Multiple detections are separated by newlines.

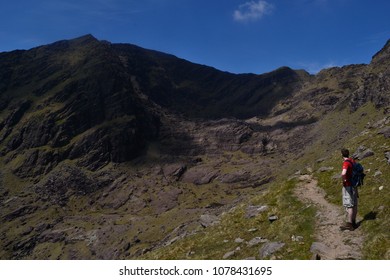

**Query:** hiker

left=340, top=148, right=358, bottom=231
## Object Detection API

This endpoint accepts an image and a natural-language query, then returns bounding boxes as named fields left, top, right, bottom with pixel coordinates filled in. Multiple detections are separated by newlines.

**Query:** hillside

left=0, top=35, right=389, bottom=259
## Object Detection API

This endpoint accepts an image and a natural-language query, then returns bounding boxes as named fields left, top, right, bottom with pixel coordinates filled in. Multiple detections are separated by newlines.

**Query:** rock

left=21, top=226, right=34, bottom=236
left=353, top=146, right=374, bottom=160
left=12, top=149, right=61, bottom=178
left=385, top=152, right=390, bottom=165
left=235, top=238, right=245, bottom=243
left=223, top=250, right=235, bottom=259
left=181, top=166, right=219, bottom=185
left=0, top=100, right=31, bottom=143
left=162, top=164, right=187, bottom=180
left=151, top=188, right=183, bottom=215
left=199, top=214, right=220, bottom=228
left=2, top=205, right=38, bottom=222
left=318, top=166, right=334, bottom=172
left=359, top=149, right=374, bottom=159
left=291, top=235, right=304, bottom=242
left=12, top=237, right=37, bottom=258
left=35, top=163, right=112, bottom=205
left=379, top=186, right=384, bottom=191
left=298, top=175, right=311, bottom=182
left=378, top=126, right=390, bottom=138
left=316, top=157, right=326, bottom=163
left=186, top=251, right=195, bottom=257
left=34, top=223, right=51, bottom=233
left=312, top=253, right=321, bottom=260
left=248, top=237, right=268, bottom=247
left=268, top=215, right=278, bottom=222
left=219, top=171, right=251, bottom=184
left=259, top=242, right=285, bottom=259
left=39, top=229, right=67, bottom=243
left=124, top=242, right=131, bottom=251
left=374, top=170, right=382, bottom=177
left=310, top=242, right=332, bottom=259
left=208, top=120, right=253, bottom=148
left=245, top=205, right=269, bottom=218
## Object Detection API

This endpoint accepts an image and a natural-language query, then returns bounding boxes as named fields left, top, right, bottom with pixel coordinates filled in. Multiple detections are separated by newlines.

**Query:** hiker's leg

left=352, top=188, right=358, bottom=226
left=346, top=207, right=354, bottom=223
left=352, top=204, right=358, bottom=224
left=343, top=187, right=354, bottom=223
left=340, top=207, right=355, bottom=231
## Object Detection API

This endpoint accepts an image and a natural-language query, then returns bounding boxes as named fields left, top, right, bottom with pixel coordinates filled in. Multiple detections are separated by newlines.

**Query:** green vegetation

left=143, top=178, right=316, bottom=260
left=141, top=102, right=389, bottom=260
left=315, top=126, right=390, bottom=259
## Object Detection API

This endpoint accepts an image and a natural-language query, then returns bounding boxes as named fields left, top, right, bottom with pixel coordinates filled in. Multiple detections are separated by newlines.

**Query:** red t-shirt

left=342, top=158, right=354, bottom=186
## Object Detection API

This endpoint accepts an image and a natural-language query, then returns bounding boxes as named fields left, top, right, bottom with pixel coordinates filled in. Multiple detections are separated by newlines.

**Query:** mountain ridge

left=0, top=35, right=389, bottom=260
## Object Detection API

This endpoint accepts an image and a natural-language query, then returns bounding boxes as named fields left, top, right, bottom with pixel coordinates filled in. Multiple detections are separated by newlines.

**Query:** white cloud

left=233, top=1, right=274, bottom=22
left=297, top=61, right=339, bottom=74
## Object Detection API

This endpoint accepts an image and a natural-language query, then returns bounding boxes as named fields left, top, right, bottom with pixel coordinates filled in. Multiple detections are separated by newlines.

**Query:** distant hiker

left=340, top=148, right=358, bottom=231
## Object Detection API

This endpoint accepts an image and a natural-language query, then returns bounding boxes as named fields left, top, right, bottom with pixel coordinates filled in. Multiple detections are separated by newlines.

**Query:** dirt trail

left=295, top=175, right=364, bottom=260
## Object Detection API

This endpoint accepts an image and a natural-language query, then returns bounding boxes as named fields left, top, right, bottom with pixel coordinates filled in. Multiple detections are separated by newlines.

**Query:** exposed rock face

left=182, top=166, right=219, bottom=185
left=35, top=163, right=113, bottom=205
left=0, top=35, right=160, bottom=178
left=350, top=40, right=390, bottom=112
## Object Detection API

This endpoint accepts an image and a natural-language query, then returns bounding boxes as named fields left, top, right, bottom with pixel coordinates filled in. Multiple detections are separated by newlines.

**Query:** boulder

left=218, top=171, right=251, bottom=184
left=151, top=188, right=183, bottom=214
left=245, top=205, right=269, bottom=218
left=181, top=166, right=219, bottom=185
left=310, top=242, right=333, bottom=259
left=235, top=238, right=245, bottom=243
left=199, top=214, right=220, bottom=228
left=378, top=126, right=390, bottom=138
left=353, top=146, right=374, bottom=160
left=223, top=250, right=235, bottom=259
left=248, top=237, right=268, bottom=247
left=259, top=242, right=285, bottom=259
left=162, top=163, right=187, bottom=180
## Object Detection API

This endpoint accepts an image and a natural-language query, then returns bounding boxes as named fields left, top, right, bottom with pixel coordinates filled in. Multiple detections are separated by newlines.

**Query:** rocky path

left=295, top=175, right=364, bottom=260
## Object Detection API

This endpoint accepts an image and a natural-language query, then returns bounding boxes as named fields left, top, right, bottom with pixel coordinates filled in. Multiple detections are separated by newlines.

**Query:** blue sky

left=1, top=0, right=390, bottom=74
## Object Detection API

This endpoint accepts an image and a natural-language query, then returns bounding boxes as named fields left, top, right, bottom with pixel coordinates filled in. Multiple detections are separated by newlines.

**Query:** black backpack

left=345, top=160, right=365, bottom=187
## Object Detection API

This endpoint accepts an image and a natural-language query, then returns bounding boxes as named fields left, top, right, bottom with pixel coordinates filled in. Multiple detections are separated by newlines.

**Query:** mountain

left=0, top=35, right=389, bottom=260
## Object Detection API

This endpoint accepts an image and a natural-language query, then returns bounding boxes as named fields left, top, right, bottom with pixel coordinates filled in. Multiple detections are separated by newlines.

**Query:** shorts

left=342, top=186, right=358, bottom=208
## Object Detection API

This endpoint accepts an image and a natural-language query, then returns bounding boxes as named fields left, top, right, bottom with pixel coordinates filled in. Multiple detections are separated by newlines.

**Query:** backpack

left=345, top=159, right=365, bottom=187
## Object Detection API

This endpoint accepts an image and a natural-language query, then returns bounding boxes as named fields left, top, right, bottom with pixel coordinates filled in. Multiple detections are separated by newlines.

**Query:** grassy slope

left=144, top=102, right=389, bottom=260
left=143, top=178, right=316, bottom=260
left=313, top=106, right=389, bottom=259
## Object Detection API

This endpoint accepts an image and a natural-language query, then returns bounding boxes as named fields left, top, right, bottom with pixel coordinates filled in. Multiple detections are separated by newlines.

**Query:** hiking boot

left=340, top=222, right=355, bottom=231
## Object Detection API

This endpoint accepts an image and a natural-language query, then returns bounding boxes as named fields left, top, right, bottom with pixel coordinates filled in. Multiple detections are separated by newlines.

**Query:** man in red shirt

left=340, top=148, right=358, bottom=231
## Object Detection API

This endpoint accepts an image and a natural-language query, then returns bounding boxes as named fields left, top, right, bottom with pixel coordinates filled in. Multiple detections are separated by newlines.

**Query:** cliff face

left=0, top=35, right=313, bottom=178
left=0, top=35, right=160, bottom=175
